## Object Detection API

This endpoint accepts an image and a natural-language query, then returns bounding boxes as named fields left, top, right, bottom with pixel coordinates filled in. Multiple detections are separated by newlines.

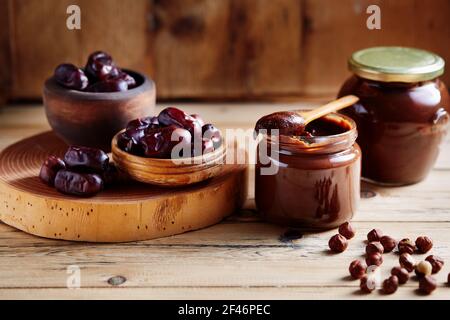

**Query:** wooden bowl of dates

left=111, top=130, right=227, bottom=187
left=43, top=69, right=156, bottom=152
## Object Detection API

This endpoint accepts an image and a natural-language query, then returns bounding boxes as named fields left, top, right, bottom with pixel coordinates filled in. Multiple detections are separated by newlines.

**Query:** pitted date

left=39, top=155, right=66, bottom=186
left=86, top=78, right=128, bottom=92
left=53, top=51, right=137, bottom=92
left=54, top=170, right=103, bottom=197
left=158, top=107, right=201, bottom=137
left=64, top=146, right=109, bottom=173
left=54, top=63, right=89, bottom=90
left=85, top=51, right=119, bottom=81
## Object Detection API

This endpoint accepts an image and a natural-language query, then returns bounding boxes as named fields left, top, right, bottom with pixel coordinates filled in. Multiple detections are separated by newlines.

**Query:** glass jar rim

left=264, top=113, right=358, bottom=154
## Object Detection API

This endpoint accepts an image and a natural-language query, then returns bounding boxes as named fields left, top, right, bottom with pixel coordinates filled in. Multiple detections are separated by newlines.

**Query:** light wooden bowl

left=43, top=69, right=156, bottom=152
left=111, top=130, right=227, bottom=186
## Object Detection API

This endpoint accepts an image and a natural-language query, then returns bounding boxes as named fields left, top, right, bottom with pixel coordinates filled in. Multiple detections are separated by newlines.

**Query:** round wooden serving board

left=0, top=132, right=248, bottom=242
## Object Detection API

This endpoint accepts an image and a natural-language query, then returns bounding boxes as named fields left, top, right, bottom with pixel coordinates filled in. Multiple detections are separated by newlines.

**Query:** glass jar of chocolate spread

left=255, top=113, right=361, bottom=230
left=338, top=47, right=449, bottom=185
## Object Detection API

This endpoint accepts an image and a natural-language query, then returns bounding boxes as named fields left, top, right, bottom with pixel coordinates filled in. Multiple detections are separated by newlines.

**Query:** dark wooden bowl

left=43, top=70, right=156, bottom=151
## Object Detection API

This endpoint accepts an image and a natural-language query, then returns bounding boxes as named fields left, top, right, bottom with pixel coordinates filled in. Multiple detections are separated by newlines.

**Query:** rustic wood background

left=1, top=0, right=449, bottom=102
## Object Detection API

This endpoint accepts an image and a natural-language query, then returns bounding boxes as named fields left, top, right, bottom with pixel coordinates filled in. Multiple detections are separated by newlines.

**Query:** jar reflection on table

left=255, top=113, right=361, bottom=230
left=338, top=47, right=450, bottom=185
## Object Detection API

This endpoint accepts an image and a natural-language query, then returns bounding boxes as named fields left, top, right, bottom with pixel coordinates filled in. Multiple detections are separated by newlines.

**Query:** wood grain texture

left=0, top=103, right=449, bottom=299
left=3, top=0, right=449, bottom=100
left=8, top=0, right=152, bottom=100
left=0, top=0, right=12, bottom=104
left=0, top=131, right=247, bottom=242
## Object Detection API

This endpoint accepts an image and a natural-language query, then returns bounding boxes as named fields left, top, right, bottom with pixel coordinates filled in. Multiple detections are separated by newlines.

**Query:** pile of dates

left=39, top=146, right=118, bottom=197
left=118, top=107, right=222, bottom=158
left=53, top=51, right=137, bottom=92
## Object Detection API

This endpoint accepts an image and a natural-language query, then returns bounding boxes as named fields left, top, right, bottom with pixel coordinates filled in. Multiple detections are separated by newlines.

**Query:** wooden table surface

left=0, top=102, right=449, bottom=300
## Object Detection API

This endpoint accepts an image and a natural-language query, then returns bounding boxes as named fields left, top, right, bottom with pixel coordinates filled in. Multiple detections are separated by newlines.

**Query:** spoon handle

left=302, top=95, right=359, bottom=124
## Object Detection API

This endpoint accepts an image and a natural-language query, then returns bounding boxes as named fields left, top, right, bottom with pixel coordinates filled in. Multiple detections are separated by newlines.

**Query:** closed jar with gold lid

left=338, top=47, right=449, bottom=185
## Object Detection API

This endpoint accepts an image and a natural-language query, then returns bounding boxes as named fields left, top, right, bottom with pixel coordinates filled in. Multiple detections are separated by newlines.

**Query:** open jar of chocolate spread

left=338, top=47, right=449, bottom=185
left=255, top=113, right=361, bottom=230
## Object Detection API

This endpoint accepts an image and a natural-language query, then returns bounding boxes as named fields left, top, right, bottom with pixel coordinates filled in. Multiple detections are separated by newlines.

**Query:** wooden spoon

left=255, top=95, right=359, bottom=136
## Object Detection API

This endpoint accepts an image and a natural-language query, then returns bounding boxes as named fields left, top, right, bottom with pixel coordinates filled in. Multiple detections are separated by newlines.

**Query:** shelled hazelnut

left=415, top=236, right=433, bottom=254
left=338, top=222, right=355, bottom=239
left=366, top=252, right=383, bottom=266
left=391, top=267, right=409, bottom=284
left=398, top=238, right=416, bottom=255
left=382, top=275, right=399, bottom=294
left=399, top=253, right=416, bottom=272
left=365, top=242, right=384, bottom=255
left=418, top=276, right=437, bottom=294
left=380, top=235, right=396, bottom=253
left=367, top=228, right=383, bottom=242
left=328, top=234, right=348, bottom=253
left=414, top=261, right=433, bottom=278
left=425, top=255, right=444, bottom=274
left=349, top=260, right=366, bottom=279
left=360, top=276, right=376, bottom=293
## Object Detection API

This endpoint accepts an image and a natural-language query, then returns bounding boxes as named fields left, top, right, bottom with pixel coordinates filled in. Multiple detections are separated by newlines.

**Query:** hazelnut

left=360, top=275, right=376, bottom=293
left=380, top=235, right=396, bottom=253
left=425, top=255, right=444, bottom=274
left=418, top=275, right=437, bottom=294
left=415, top=260, right=433, bottom=278
left=366, top=252, right=383, bottom=266
left=338, top=222, right=355, bottom=239
left=415, top=236, right=433, bottom=254
left=382, top=275, right=399, bottom=294
left=349, top=260, right=367, bottom=279
left=398, top=238, right=415, bottom=255
left=399, top=253, right=416, bottom=272
left=328, top=234, right=348, bottom=253
left=365, top=242, right=384, bottom=255
left=367, top=228, right=383, bottom=242
left=391, top=266, right=409, bottom=284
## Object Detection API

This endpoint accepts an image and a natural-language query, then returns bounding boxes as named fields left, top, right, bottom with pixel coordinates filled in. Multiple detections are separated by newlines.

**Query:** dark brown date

left=140, top=125, right=191, bottom=158
left=86, top=78, right=128, bottom=92
left=64, top=146, right=109, bottom=173
left=39, top=156, right=66, bottom=186
left=158, top=107, right=202, bottom=137
left=54, top=170, right=103, bottom=197
left=85, top=51, right=119, bottom=81
left=54, top=63, right=89, bottom=90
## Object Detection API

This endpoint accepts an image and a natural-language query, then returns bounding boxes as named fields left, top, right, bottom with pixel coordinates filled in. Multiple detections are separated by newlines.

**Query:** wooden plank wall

left=1, top=0, right=449, bottom=101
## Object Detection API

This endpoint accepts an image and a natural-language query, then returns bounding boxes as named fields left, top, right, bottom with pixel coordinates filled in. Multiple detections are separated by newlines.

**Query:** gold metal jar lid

left=349, top=47, right=445, bottom=82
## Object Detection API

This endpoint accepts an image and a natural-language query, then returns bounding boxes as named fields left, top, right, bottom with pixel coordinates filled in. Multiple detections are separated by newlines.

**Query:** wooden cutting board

left=0, top=132, right=248, bottom=242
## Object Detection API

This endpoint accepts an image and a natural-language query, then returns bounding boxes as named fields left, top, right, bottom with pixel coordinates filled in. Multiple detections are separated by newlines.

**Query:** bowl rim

left=43, top=69, right=155, bottom=101
left=111, top=129, right=226, bottom=167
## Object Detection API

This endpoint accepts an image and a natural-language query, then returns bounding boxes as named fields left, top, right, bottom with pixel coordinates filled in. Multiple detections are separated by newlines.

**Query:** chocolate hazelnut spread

left=255, top=113, right=361, bottom=229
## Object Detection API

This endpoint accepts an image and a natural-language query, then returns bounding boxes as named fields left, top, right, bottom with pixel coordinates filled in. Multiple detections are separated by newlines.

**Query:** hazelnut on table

left=366, top=242, right=384, bottom=255
left=338, top=222, right=355, bottom=239
left=425, top=255, right=444, bottom=274
left=349, top=260, right=366, bottom=279
left=415, top=261, right=433, bottom=278
left=415, top=236, right=433, bottom=254
left=399, top=253, right=416, bottom=273
left=382, top=275, right=399, bottom=294
left=391, top=267, right=409, bottom=284
left=380, top=235, right=396, bottom=253
left=398, top=238, right=416, bottom=255
left=367, top=229, right=383, bottom=242
left=328, top=234, right=348, bottom=253
left=418, top=276, right=437, bottom=294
